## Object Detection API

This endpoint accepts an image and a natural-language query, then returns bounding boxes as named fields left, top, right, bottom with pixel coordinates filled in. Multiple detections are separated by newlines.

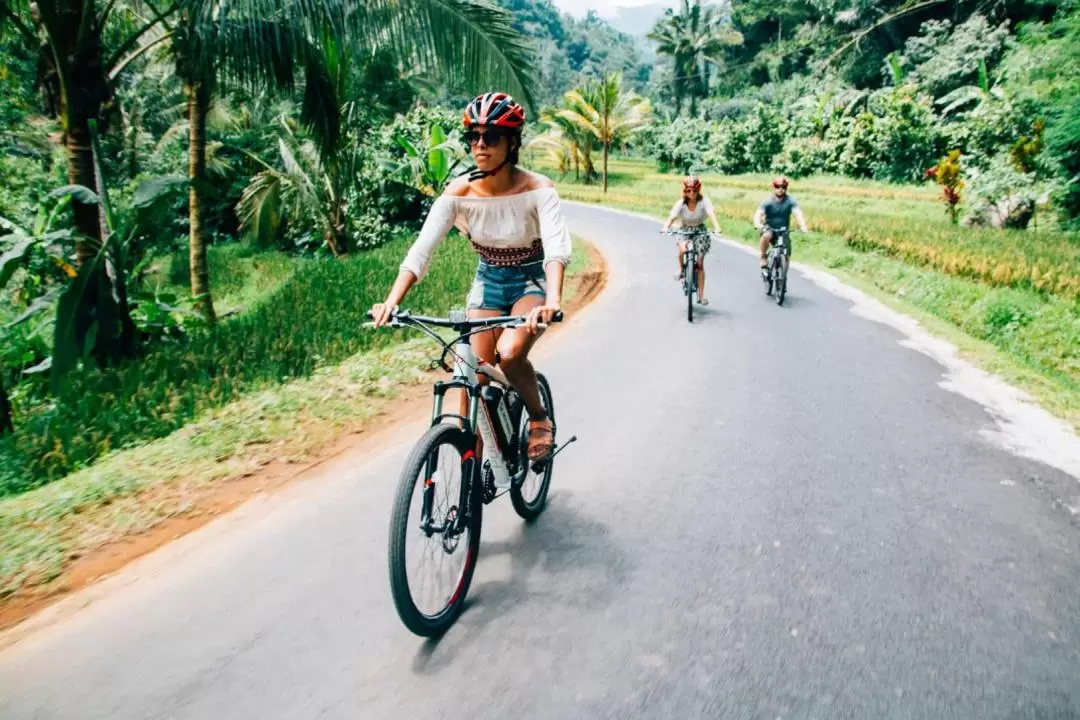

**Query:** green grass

left=540, top=157, right=1080, bottom=429
left=155, top=245, right=300, bottom=316
left=0, top=233, right=479, bottom=496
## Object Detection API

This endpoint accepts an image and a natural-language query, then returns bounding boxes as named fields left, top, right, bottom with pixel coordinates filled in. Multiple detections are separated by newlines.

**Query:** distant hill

left=608, top=2, right=672, bottom=38
left=495, top=0, right=654, bottom=103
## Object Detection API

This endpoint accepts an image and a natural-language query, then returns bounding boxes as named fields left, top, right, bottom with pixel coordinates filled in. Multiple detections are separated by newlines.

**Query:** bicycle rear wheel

left=388, top=423, right=482, bottom=637
left=511, top=373, right=556, bottom=520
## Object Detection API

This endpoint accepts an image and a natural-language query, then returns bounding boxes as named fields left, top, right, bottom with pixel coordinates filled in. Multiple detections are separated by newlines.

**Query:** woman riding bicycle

left=661, top=175, right=721, bottom=306
left=370, top=92, right=571, bottom=461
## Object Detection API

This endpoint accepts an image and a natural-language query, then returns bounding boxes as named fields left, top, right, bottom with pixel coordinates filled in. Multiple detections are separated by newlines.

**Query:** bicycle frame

left=430, top=340, right=514, bottom=489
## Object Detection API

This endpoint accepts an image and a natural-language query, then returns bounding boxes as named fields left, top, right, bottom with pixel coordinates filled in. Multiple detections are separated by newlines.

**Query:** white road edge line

left=568, top=200, right=1080, bottom=486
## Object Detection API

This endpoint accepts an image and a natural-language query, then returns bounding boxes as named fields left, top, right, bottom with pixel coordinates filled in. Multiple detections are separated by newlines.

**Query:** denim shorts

left=467, top=260, right=547, bottom=313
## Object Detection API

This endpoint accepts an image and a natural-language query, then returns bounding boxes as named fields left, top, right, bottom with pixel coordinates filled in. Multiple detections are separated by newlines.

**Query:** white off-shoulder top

left=400, top=187, right=573, bottom=281
left=668, top=196, right=714, bottom=227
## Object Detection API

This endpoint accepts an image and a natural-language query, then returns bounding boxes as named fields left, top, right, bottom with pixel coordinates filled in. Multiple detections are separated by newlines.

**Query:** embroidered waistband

left=472, top=238, right=544, bottom=267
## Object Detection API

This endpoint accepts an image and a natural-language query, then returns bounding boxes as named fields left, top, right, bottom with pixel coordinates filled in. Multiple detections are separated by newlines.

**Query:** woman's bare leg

left=497, top=294, right=546, bottom=418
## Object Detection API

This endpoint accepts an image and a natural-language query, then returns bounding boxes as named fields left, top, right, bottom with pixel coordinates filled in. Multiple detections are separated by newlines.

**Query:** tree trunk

left=187, top=82, right=216, bottom=322
left=0, top=373, right=13, bottom=436
left=602, top=140, right=609, bottom=193
left=67, top=126, right=102, bottom=266
left=45, top=0, right=107, bottom=263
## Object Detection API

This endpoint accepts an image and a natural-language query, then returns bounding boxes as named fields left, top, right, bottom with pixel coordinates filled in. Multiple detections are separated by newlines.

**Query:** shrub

left=775, top=136, right=832, bottom=178
left=647, top=117, right=715, bottom=174
left=868, top=86, right=942, bottom=183
left=965, top=153, right=1043, bottom=229
left=838, top=113, right=876, bottom=178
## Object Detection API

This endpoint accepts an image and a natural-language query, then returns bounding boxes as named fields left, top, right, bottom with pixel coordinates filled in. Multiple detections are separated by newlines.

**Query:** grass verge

left=0, top=237, right=598, bottom=616
left=1, top=233, right=479, bottom=496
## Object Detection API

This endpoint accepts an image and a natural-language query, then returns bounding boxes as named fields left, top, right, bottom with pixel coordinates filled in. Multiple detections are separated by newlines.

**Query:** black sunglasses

left=464, top=129, right=507, bottom=147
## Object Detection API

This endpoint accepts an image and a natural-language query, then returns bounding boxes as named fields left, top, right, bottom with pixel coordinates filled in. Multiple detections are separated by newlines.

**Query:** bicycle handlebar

left=365, top=308, right=564, bottom=331
left=661, top=228, right=715, bottom=236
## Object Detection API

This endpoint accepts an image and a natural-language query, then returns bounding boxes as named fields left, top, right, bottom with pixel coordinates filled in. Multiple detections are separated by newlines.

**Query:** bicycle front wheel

left=388, top=423, right=482, bottom=637
left=686, top=254, right=695, bottom=322
left=776, top=257, right=787, bottom=306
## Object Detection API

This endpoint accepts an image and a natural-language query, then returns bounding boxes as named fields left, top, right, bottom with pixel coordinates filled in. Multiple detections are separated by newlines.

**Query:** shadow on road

left=411, top=492, right=631, bottom=674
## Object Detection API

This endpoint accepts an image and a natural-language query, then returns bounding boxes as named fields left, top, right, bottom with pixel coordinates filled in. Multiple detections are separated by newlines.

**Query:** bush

left=964, top=153, right=1043, bottom=229
left=868, top=86, right=942, bottom=183
left=894, top=14, right=1013, bottom=98
left=838, top=113, right=877, bottom=178
left=647, top=117, right=715, bottom=174
left=775, top=136, right=832, bottom=178
left=705, top=119, right=751, bottom=174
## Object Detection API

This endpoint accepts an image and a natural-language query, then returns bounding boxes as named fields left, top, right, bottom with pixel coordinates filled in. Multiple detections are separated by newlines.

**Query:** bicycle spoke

left=403, top=443, right=470, bottom=618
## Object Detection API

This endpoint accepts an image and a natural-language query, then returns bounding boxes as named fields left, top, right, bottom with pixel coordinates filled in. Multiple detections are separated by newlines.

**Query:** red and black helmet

left=772, top=176, right=790, bottom=189
left=683, top=175, right=702, bottom=191
left=463, top=92, right=526, bottom=129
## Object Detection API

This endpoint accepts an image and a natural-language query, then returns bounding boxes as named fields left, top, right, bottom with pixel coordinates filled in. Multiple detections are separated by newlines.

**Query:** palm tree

left=237, top=115, right=354, bottom=255
left=1, top=0, right=176, bottom=260
left=555, top=73, right=651, bottom=193
left=4, top=0, right=535, bottom=322
left=648, top=0, right=742, bottom=116
left=169, top=0, right=536, bottom=321
left=526, top=131, right=576, bottom=177
left=537, top=105, right=596, bottom=182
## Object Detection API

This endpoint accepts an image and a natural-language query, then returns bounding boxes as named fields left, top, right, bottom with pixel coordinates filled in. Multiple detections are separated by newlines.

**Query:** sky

left=551, top=0, right=667, bottom=19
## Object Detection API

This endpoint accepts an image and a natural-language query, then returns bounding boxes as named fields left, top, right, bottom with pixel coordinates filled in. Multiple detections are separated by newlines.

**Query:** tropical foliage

left=640, top=0, right=1080, bottom=230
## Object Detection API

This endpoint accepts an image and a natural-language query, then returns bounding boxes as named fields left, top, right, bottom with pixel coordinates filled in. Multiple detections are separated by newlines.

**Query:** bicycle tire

left=511, top=373, right=556, bottom=520
left=388, top=423, right=482, bottom=637
left=776, top=256, right=787, bottom=306
left=687, top=253, right=695, bottom=322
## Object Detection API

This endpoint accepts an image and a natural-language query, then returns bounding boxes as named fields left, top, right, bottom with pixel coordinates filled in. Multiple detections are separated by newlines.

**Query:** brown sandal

left=527, top=417, right=555, bottom=461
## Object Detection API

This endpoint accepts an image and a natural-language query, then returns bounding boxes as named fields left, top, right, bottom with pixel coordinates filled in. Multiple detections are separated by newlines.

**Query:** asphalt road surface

left=2, top=203, right=1079, bottom=719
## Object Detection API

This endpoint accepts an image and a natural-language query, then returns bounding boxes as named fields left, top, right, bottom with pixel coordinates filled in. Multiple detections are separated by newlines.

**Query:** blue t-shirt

left=758, top=194, right=799, bottom=230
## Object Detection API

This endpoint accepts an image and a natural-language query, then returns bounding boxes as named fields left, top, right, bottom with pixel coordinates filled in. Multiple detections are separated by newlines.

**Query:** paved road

left=2, top=204, right=1080, bottom=719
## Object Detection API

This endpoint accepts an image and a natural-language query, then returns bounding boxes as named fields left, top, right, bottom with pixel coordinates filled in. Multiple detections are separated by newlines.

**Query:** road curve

left=2, top=203, right=1079, bottom=719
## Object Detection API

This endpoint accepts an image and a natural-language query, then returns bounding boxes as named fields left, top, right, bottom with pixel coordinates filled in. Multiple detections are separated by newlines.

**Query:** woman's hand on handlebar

left=526, top=302, right=561, bottom=334
left=370, top=270, right=418, bottom=329
left=369, top=301, right=397, bottom=329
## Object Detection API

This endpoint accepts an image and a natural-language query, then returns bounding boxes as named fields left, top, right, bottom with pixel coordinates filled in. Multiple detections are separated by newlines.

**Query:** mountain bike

left=762, top=226, right=792, bottom=306
left=664, top=228, right=713, bottom=323
left=366, top=309, right=576, bottom=637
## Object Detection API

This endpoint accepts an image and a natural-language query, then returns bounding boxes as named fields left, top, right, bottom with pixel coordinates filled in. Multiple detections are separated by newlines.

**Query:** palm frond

left=211, top=18, right=341, bottom=154
left=238, top=170, right=284, bottom=246
left=358, top=0, right=536, bottom=110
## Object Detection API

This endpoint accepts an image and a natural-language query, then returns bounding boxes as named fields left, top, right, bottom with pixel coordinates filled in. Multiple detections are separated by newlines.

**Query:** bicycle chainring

left=482, top=461, right=497, bottom=503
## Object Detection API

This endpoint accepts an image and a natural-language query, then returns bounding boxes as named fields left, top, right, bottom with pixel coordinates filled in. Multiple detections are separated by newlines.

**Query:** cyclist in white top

left=661, top=175, right=722, bottom=306
left=370, top=93, right=571, bottom=461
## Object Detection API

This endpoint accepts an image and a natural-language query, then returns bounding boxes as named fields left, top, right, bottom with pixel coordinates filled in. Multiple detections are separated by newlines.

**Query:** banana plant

left=391, top=124, right=467, bottom=198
